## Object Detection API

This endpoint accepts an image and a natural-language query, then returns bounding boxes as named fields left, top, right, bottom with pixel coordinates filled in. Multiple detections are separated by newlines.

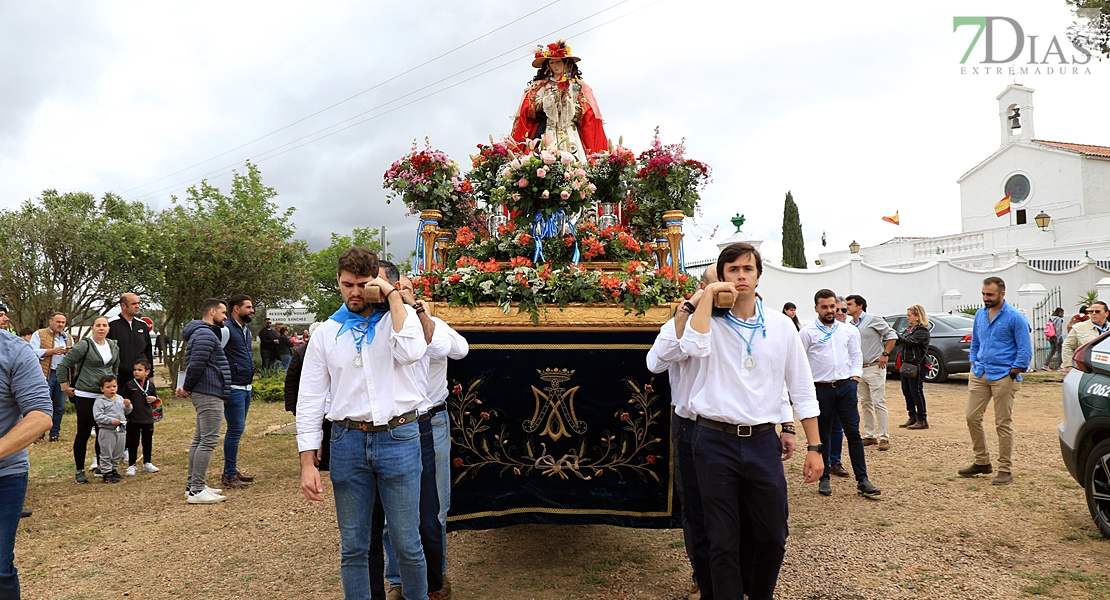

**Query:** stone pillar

left=1015, top=283, right=1048, bottom=315
left=1097, top=277, right=1110, bottom=304
left=942, top=289, right=963, bottom=313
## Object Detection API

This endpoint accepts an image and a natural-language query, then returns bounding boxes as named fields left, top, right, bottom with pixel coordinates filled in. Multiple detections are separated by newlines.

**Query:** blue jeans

left=902, top=370, right=927, bottom=420
left=330, top=421, right=427, bottom=600
left=816, top=381, right=869, bottom=482
left=280, top=355, right=292, bottom=369
left=430, top=409, right=450, bottom=572
left=828, top=414, right=843, bottom=464
left=383, top=418, right=444, bottom=592
left=223, top=388, right=252, bottom=479
left=48, top=371, right=65, bottom=438
left=693, top=425, right=787, bottom=600
left=0, top=472, right=28, bottom=599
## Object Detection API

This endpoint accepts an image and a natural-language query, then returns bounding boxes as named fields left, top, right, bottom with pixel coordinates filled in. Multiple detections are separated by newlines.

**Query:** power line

left=119, top=0, right=564, bottom=196
left=129, top=0, right=663, bottom=203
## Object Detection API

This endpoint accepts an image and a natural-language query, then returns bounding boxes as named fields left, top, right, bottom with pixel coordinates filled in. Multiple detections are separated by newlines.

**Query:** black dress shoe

left=829, top=462, right=850, bottom=478
left=819, top=479, right=832, bottom=496
left=20, top=509, right=32, bottom=518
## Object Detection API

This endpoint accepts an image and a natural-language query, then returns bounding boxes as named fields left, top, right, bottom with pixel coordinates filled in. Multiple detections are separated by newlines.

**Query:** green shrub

left=253, top=373, right=287, bottom=403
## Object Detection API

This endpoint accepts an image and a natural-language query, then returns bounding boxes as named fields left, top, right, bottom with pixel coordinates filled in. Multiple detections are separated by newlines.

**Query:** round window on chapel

left=1005, top=174, right=1031, bottom=204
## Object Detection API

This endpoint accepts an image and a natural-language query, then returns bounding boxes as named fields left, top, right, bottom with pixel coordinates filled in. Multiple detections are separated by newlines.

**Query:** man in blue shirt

left=959, top=276, right=1032, bottom=486
left=0, top=329, right=54, bottom=597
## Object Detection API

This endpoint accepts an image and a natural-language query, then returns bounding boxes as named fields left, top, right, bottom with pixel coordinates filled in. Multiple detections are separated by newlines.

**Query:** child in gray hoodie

left=93, top=375, right=132, bottom=483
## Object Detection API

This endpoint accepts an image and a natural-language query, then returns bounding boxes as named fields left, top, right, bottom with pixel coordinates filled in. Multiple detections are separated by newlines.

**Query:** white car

left=1059, top=330, right=1110, bottom=539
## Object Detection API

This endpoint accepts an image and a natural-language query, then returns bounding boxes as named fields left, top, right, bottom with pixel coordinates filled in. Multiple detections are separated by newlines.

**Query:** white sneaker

left=123, top=450, right=129, bottom=463
left=183, top=485, right=224, bottom=498
left=186, top=489, right=227, bottom=504
left=89, top=460, right=99, bottom=471
left=143, top=463, right=160, bottom=473
left=125, top=466, right=136, bottom=476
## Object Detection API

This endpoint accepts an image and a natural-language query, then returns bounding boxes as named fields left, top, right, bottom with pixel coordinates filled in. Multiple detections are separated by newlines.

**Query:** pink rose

left=560, top=152, right=574, bottom=165
left=510, top=159, right=522, bottom=170
left=542, top=190, right=550, bottom=199
left=572, top=181, right=581, bottom=190
left=588, top=183, right=597, bottom=192
left=518, top=178, right=529, bottom=188
left=560, top=190, right=570, bottom=200
left=512, top=193, right=521, bottom=201
left=536, top=168, right=547, bottom=178
left=500, top=167, right=511, bottom=178
left=541, top=152, right=556, bottom=165
left=576, top=168, right=586, bottom=177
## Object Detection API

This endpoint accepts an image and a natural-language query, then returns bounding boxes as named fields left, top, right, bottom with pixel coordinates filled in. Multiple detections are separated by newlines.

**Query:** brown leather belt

left=336, top=411, right=417, bottom=433
left=815, top=378, right=853, bottom=388
left=863, top=361, right=882, bottom=368
left=695, top=417, right=776, bottom=437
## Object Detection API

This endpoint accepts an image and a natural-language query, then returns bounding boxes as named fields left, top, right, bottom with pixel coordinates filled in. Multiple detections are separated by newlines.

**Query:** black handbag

left=899, top=363, right=919, bottom=379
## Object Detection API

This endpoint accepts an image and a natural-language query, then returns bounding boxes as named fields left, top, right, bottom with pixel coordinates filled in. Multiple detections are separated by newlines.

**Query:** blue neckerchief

left=329, top=304, right=388, bottom=354
left=1096, top=321, right=1108, bottom=335
left=853, top=312, right=866, bottom=328
left=718, top=300, right=767, bottom=362
left=814, top=318, right=838, bottom=343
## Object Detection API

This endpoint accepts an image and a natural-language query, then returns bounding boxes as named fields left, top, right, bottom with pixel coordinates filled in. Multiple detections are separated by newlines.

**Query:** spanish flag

left=994, top=193, right=1011, bottom=217
left=882, top=211, right=899, bottom=225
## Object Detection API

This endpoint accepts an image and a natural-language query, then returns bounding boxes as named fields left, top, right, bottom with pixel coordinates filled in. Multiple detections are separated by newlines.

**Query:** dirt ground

left=15, top=373, right=1110, bottom=600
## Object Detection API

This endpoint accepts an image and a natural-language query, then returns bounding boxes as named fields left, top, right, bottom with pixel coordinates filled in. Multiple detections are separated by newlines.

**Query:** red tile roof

left=1036, top=140, right=1110, bottom=158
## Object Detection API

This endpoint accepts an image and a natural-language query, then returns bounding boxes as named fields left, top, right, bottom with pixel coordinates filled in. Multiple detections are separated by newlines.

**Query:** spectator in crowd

left=107, top=293, right=154, bottom=386
left=1063, top=301, right=1109, bottom=371
left=1044, top=307, right=1066, bottom=371
left=177, top=298, right=232, bottom=504
left=823, top=297, right=852, bottom=478
left=0, top=328, right=53, bottom=599
left=92, top=374, right=131, bottom=484
left=680, top=243, right=823, bottom=600
left=801, top=289, right=880, bottom=500
left=960, top=276, right=1032, bottom=486
left=846, top=294, right=898, bottom=450
left=123, top=359, right=160, bottom=476
left=297, top=246, right=430, bottom=600
left=1068, top=305, right=1089, bottom=333
left=258, top=318, right=279, bottom=369
left=57, top=316, right=120, bottom=483
left=278, top=326, right=294, bottom=368
left=0, top=304, right=9, bottom=332
left=17, top=329, right=32, bottom=343
left=897, top=305, right=932, bottom=431
left=30, top=313, right=71, bottom=443
left=222, top=294, right=256, bottom=488
left=782, top=302, right=800, bottom=331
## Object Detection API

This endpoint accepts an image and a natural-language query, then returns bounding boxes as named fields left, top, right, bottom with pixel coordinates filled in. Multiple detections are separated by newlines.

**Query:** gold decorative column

left=661, top=210, right=686, bottom=282
left=435, top=227, right=454, bottom=269
left=418, top=209, right=442, bottom=272
left=650, top=239, right=670, bottom=270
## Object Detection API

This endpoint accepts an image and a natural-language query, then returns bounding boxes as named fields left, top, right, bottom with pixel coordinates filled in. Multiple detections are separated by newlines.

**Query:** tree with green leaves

left=155, top=162, right=312, bottom=380
left=781, top=191, right=807, bottom=269
left=306, top=227, right=385, bottom=318
left=1067, top=0, right=1110, bottom=59
left=0, top=190, right=160, bottom=330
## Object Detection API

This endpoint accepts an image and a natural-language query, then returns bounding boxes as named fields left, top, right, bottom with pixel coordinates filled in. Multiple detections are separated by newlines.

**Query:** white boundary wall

left=689, top=254, right=1110, bottom=319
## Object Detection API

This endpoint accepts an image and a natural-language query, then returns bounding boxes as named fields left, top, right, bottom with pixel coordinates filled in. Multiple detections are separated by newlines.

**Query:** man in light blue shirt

left=959, top=276, right=1032, bottom=486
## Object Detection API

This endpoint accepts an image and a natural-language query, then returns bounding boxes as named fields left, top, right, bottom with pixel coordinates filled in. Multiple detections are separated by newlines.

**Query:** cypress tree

left=781, top=191, right=807, bottom=269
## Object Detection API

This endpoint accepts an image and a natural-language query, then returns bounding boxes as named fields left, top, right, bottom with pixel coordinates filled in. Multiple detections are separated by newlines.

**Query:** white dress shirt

left=415, top=316, right=469, bottom=412
left=29, top=329, right=68, bottom=370
left=799, top=319, right=863, bottom=382
left=296, top=307, right=428, bottom=452
left=647, top=317, right=700, bottom=420
left=680, top=307, right=819, bottom=425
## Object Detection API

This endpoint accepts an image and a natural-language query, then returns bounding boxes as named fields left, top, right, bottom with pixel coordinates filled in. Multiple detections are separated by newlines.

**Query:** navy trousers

left=693, top=425, right=787, bottom=600
left=816, top=381, right=868, bottom=482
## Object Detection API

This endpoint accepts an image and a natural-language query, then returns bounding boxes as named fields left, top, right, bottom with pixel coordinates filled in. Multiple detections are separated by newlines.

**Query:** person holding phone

left=960, top=276, right=1032, bottom=486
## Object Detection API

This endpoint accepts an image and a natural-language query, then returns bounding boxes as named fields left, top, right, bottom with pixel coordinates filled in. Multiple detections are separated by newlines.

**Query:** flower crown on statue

left=534, top=39, right=574, bottom=61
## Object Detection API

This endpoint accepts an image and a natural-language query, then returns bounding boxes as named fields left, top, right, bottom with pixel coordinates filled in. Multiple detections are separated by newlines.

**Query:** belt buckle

left=735, top=424, right=753, bottom=437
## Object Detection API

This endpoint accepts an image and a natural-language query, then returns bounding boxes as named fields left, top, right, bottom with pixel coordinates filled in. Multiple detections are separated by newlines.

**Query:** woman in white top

left=57, top=316, right=120, bottom=483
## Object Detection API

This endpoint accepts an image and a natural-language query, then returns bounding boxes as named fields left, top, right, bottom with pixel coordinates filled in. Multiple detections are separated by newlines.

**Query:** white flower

left=479, top=280, right=495, bottom=294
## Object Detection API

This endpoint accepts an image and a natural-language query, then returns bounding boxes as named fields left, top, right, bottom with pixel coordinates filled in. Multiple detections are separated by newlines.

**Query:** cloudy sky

left=1, top=1, right=1106, bottom=266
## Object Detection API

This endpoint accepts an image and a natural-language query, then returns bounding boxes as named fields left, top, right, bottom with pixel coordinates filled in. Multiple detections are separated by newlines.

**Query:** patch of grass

left=1020, top=569, right=1110, bottom=597
left=584, top=574, right=607, bottom=585
left=669, top=539, right=685, bottom=548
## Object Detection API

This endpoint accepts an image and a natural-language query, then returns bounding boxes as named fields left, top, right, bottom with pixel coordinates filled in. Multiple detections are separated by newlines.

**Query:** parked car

left=884, top=313, right=974, bottom=383
left=1059, top=330, right=1110, bottom=539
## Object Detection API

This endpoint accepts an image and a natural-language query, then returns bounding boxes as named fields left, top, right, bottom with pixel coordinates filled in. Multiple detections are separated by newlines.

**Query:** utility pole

left=379, top=226, right=387, bottom=260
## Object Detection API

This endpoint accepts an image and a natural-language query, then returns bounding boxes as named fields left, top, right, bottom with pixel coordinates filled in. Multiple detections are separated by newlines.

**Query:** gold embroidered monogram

left=524, top=368, right=587, bottom=442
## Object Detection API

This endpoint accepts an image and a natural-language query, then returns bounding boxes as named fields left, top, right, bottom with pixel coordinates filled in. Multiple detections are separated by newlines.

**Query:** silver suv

left=1060, top=330, right=1110, bottom=539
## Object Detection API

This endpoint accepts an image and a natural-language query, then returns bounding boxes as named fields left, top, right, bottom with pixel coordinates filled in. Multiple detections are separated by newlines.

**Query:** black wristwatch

left=882, top=351, right=890, bottom=357
left=807, top=444, right=824, bottom=453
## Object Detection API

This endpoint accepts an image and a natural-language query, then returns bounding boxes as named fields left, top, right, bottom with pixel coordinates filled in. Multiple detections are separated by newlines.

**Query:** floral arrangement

left=468, top=138, right=522, bottom=207
left=534, top=39, right=573, bottom=62
left=586, top=144, right=636, bottom=207
left=491, top=136, right=595, bottom=227
left=625, top=128, right=712, bottom=241
left=413, top=257, right=697, bottom=324
left=383, top=141, right=477, bottom=230
left=447, top=221, right=650, bottom=267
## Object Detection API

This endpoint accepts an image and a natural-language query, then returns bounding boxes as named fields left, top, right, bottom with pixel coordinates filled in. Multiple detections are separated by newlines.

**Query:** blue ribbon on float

left=664, top=218, right=685, bottom=271
left=531, top=210, right=580, bottom=265
left=414, top=218, right=436, bottom=271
